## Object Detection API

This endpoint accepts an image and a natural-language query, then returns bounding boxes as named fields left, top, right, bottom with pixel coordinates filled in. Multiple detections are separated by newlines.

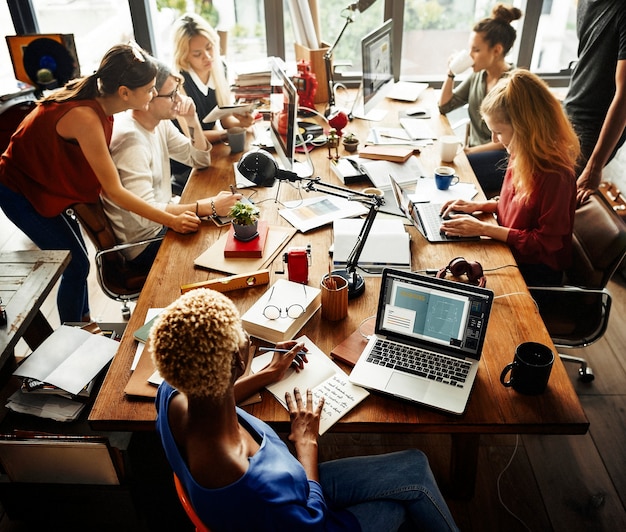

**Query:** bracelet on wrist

left=210, top=199, right=218, bottom=218
left=447, top=72, right=455, bottom=79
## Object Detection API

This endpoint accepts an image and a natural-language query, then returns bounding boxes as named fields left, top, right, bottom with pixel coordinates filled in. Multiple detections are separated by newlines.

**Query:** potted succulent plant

left=228, top=201, right=260, bottom=241
left=342, top=132, right=359, bottom=153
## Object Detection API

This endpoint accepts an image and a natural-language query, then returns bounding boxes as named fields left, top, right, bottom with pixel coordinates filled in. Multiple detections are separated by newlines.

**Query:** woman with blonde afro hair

left=440, top=69, right=580, bottom=287
left=152, top=289, right=458, bottom=532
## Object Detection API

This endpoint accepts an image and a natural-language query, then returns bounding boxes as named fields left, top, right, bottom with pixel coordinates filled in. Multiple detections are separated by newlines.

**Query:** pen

left=230, top=184, right=237, bottom=195
left=258, top=347, right=307, bottom=357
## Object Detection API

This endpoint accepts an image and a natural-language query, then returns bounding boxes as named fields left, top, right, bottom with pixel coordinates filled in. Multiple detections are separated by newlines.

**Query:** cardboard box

left=295, top=42, right=330, bottom=104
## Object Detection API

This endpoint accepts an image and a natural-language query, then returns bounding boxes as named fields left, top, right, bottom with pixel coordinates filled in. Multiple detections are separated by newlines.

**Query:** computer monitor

left=360, top=19, right=394, bottom=118
left=268, top=57, right=312, bottom=178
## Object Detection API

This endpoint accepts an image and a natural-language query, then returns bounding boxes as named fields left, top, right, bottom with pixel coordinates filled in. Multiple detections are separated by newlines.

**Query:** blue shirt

left=155, top=382, right=360, bottom=532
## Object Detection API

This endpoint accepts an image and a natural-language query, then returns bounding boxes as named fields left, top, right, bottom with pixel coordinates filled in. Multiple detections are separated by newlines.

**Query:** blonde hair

left=171, top=13, right=232, bottom=106
left=480, top=69, right=580, bottom=198
left=149, top=289, right=247, bottom=398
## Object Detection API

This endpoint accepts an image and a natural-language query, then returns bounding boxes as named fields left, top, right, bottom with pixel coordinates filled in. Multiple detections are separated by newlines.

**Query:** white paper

left=410, top=177, right=478, bottom=204
left=279, top=196, right=368, bottom=233
left=14, top=326, right=117, bottom=396
left=386, top=81, right=429, bottom=102
left=132, top=308, right=163, bottom=371
left=203, top=102, right=258, bottom=124
left=399, top=118, right=437, bottom=140
left=6, top=390, right=86, bottom=422
left=250, top=336, right=369, bottom=434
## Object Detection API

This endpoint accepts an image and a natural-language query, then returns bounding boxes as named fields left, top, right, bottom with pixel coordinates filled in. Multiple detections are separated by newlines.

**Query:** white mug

left=439, top=135, right=463, bottom=163
left=449, top=50, right=473, bottom=75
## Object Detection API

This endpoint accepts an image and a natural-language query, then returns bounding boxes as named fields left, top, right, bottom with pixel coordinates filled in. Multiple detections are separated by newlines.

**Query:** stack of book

left=241, top=279, right=321, bottom=343
left=231, top=61, right=272, bottom=102
left=224, top=220, right=269, bottom=258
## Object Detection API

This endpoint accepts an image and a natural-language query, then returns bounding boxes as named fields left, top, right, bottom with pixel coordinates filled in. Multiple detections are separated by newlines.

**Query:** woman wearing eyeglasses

left=152, top=289, right=459, bottom=532
left=0, top=44, right=203, bottom=323
left=104, top=60, right=241, bottom=269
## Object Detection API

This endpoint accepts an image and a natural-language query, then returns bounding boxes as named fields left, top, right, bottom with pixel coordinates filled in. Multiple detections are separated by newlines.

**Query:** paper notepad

left=410, top=177, right=478, bottom=204
left=251, top=336, right=369, bottom=434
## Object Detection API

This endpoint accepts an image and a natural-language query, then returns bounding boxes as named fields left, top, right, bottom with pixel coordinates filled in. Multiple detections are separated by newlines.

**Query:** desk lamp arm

left=301, top=177, right=383, bottom=297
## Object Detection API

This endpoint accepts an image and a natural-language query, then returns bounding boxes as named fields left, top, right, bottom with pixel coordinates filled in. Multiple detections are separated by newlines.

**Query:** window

left=5, top=0, right=581, bottom=86
left=151, top=0, right=267, bottom=70
left=1, top=1, right=15, bottom=81
left=530, top=0, right=578, bottom=73
left=30, top=0, right=134, bottom=76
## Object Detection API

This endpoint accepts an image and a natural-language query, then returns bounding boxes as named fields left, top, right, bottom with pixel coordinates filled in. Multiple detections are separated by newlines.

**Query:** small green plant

left=343, top=132, right=358, bottom=144
left=228, top=201, right=259, bottom=226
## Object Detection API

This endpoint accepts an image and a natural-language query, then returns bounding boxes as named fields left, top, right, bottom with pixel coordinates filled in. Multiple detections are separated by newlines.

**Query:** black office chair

left=529, top=194, right=626, bottom=382
left=65, top=201, right=164, bottom=319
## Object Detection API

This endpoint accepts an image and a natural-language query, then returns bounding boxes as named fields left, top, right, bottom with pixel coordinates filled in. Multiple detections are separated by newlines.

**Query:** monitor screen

left=361, top=19, right=394, bottom=117
left=269, top=57, right=298, bottom=173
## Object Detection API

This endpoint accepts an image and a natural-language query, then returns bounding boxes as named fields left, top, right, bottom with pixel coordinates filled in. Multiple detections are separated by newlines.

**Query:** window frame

left=6, top=0, right=573, bottom=87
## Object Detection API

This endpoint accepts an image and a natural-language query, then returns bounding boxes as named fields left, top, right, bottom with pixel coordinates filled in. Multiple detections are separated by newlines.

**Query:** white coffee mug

left=439, top=135, right=463, bottom=163
left=449, top=50, right=473, bottom=75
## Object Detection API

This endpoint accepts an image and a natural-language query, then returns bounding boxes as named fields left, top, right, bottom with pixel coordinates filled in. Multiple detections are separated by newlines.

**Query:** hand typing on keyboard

left=439, top=198, right=498, bottom=239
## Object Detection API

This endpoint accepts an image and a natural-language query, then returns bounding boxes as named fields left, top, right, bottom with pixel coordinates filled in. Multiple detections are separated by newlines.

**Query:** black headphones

left=436, top=257, right=486, bottom=287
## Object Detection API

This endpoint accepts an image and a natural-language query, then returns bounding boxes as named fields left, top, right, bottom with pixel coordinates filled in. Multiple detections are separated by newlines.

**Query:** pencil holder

left=320, top=274, right=348, bottom=321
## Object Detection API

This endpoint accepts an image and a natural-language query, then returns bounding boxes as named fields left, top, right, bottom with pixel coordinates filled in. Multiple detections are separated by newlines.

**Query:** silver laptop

left=349, top=268, right=493, bottom=414
left=388, top=175, right=479, bottom=243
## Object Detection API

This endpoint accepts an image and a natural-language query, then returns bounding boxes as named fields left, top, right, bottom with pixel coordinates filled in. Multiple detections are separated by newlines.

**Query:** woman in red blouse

left=440, top=69, right=580, bottom=286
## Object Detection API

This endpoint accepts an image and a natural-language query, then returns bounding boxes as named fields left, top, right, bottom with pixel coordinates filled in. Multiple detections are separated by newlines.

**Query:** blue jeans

left=467, top=149, right=508, bottom=197
left=319, top=450, right=459, bottom=532
left=0, top=183, right=90, bottom=322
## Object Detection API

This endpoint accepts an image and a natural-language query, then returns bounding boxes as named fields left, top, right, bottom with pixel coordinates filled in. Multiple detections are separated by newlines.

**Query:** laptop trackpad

left=386, top=372, right=427, bottom=401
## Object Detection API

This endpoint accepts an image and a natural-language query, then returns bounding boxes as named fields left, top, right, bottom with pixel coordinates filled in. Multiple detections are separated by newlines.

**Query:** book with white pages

left=278, top=196, right=368, bottom=233
left=241, top=279, right=321, bottom=344
left=250, top=335, right=369, bottom=435
left=357, top=155, right=426, bottom=192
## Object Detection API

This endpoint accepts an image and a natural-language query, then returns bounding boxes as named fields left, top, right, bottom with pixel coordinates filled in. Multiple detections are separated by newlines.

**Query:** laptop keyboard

left=367, top=338, right=471, bottom=388
left=415, top=203, right=458, bottom=242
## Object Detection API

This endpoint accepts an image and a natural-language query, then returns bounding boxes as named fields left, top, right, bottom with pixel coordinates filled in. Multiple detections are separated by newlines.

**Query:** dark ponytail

left=42, top=43, right=157, bottom=103
left=473, top=4, right=523, bottom=56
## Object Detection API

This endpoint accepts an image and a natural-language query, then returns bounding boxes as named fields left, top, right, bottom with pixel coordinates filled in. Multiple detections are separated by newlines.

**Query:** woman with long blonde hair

left=171, top=13, right=254, bottom=145
left=440, top=69, right=580, bottom=286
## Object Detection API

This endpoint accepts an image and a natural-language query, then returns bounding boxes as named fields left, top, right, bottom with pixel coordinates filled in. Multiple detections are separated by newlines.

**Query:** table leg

left=22, top=310, right=54, bottom=351
left=448, top=433, right=480, bottom=499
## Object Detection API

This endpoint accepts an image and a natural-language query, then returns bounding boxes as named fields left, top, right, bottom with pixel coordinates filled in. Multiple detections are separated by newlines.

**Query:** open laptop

left=349, top=268, right=494, bottom=414
left=389, top=175, right=479, bottom=243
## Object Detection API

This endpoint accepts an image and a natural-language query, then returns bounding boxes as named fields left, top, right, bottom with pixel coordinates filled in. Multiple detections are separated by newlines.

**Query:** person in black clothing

left=563, top=0, right=626, bottom=204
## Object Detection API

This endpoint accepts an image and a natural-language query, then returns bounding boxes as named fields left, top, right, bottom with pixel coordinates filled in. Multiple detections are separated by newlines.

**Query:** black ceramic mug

left=500, top=341, right=554, bottom=395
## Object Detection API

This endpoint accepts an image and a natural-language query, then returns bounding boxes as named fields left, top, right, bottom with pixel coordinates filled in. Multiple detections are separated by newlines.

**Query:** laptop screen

left=376, top=269, right=493, bottom=360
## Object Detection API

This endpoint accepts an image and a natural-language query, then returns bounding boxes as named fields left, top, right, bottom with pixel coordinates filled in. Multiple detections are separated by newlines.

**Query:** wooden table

left=0, top=250, right=70, bottom=368
left=89, top=94, right=588, bottom=498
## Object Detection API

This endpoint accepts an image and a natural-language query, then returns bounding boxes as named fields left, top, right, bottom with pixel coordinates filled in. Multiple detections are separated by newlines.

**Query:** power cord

left=497, top=434, right=532, bottom=531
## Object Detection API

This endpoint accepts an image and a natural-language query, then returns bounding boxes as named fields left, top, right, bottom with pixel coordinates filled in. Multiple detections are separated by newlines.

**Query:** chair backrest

left=69, top=201, right=149, bottom=297
left=173, top=473, right=211, bottom=532
left=566, top=194, right=626, bottom=289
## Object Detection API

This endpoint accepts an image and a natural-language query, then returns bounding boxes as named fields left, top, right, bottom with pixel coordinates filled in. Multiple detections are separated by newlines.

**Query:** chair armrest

left=94, top=235, right=165, bottom=260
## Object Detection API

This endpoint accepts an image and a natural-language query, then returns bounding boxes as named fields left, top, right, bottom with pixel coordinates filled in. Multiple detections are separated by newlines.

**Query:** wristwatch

left=447, top=72, right=455, bottom=79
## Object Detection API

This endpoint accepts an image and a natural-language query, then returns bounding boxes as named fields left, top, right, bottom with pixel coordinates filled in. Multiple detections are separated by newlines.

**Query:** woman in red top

left=0, top=43, right=202, bottom=322
left=440, top=69, right=580, bottom=286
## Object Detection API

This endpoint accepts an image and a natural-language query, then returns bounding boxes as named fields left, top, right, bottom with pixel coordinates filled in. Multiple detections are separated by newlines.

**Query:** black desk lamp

left=324, top=0, right=378, bottom=116
left=299, top=177, right=384, bottom=299
left=236, top=150, right=384, bottom=298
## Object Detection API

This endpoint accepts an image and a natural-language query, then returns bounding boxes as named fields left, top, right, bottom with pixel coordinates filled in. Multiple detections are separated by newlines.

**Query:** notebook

left=349, top=268, right=494, bottom=414
left=388, top=175, right=480, bottom=243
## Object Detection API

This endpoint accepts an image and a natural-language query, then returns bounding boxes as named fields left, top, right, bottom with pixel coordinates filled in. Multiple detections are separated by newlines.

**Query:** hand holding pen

left=259, top=341, right=308, bottom=375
